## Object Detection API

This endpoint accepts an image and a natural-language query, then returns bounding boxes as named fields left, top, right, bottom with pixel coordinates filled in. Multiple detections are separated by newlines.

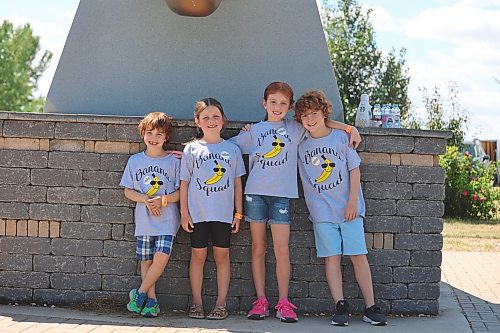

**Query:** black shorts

left=190, top=221, right=232, bottom=249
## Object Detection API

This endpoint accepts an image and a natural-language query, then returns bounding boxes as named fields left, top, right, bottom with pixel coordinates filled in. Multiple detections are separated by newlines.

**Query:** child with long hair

left=230, top=82, right=361, bottom=323
left=180, top=98, right=246, bottom=320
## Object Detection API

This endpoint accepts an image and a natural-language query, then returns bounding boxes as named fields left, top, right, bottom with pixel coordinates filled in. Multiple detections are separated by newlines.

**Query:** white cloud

left=362, top=5, right=402, bottom=32
left=405, top=3, right=500, bottom=47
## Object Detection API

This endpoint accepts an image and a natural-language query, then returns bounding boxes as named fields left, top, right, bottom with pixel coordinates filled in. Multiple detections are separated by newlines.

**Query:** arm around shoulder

left=325, top=119, right=361, bottom=148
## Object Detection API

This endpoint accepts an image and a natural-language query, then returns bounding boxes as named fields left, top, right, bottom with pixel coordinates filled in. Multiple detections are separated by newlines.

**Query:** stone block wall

left=0, top=111, right=450, bottom=314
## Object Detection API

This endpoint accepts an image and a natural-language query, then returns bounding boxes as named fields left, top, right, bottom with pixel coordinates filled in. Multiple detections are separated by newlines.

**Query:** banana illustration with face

left=146, top=173, right=163, bottom=196
left=204, top=160, right=226, bottom=185
left=315, top=155, right=335, bottom=183
left=262, top=135, right=285, bottom=159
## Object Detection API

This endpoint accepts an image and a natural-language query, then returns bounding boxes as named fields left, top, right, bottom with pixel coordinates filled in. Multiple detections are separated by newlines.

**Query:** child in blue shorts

left=120, top=112, right=181, bottom=317
left=295, top=91, right=387, bottom=326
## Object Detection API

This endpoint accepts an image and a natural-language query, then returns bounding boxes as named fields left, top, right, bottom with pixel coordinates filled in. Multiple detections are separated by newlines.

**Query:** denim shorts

left=313, top=217, right=368, bottom=257
left=244, top=194, right=290, bottom=225
left=136, top=235, right=174, bottom=261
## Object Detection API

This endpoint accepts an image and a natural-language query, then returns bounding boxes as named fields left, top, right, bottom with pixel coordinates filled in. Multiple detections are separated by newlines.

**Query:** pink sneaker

left=247, top=296, right=269, bottom=320
left=275, top=298, right=298, bottom=323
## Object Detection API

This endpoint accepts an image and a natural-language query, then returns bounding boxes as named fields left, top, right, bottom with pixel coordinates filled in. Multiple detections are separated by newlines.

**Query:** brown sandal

left=188, top=304, right=205, bottom=319
left=206, top=305, right=228, bottom=320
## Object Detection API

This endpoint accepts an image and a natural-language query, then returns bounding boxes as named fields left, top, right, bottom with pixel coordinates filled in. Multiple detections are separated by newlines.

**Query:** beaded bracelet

left=233, top=212, right=244, bottom=220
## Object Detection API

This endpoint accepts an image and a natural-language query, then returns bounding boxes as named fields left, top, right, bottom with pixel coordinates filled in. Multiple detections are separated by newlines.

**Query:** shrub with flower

left=439, top=146, right=499, bottom=219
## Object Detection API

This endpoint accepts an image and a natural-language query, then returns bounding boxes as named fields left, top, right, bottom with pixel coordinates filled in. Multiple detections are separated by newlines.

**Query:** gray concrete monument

left=45, top=0, right=344, bottom=122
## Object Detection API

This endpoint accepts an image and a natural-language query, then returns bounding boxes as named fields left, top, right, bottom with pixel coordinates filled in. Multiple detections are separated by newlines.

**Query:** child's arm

left=124, top=188, right=160, bottom=216
left=231, top=177, right=243, bottom=234
left=326, top=120, right=361, bottom=149
left=180, top=180, right=194, bottom=232
left=145, top=189, right=180, bottom=211
left=345, top=167, right=360, bottom=221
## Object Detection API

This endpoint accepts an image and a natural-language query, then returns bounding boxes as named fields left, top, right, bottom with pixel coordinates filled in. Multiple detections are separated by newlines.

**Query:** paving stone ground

left=441, top=251, right=500, bottom=332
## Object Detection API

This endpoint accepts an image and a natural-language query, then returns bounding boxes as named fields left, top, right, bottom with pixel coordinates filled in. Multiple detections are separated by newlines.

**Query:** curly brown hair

left=294, top=90, right=332, bottom=123
left=138, top=112, right=172, bottom=143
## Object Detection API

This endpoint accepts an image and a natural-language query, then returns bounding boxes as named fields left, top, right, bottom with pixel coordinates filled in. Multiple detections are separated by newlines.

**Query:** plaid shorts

left=136, top=235, right=174, bottom=261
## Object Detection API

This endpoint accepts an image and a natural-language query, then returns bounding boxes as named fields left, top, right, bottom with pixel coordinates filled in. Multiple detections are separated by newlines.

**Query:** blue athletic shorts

left=313, top=217, right=368, bottom=257
left=244, top=194, right=290, bottom=225
left=136, top=235, right=174, bottom=261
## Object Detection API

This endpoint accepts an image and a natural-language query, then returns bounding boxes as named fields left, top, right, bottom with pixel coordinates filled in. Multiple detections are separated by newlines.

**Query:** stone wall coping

left=0, top=111, right=452, bottom=138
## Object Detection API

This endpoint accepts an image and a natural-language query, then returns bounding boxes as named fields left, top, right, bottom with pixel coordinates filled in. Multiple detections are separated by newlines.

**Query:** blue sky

left=1, top=0, right=499, bottom=140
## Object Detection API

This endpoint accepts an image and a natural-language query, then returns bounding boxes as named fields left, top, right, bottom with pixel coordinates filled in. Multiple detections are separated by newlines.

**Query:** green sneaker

left=127, top=289, right=147, bottom=314
left=141, top=298, right=160, bottom=318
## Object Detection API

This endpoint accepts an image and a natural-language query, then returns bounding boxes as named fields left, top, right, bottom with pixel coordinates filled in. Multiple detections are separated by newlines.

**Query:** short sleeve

left=119, top=158, right=134, bottom=189
left=345, top=133, right=361, bottom=171
left=285, top=118, right=307, bottom=143
left=180, top=145, right=194, bottom=181
left=229, top=130, right=252, bottom=154
left=233, top=146, right=246, bottom=177
left=173, top=157, right=181, bottom=190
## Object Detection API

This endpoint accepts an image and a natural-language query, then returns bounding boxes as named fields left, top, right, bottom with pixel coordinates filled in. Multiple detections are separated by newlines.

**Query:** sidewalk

left=441, top=251, right=500, bottom=332
left=0, top=285, right=471, bottom=333
left=1, top=251, right=493, bottom=333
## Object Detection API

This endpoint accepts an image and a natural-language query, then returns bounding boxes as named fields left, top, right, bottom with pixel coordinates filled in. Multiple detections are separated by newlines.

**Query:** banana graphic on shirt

left=146, top=174, right=162, bottom=196
left=204, top=160, right=226, bottom=185
left=262, top=135, right=285, bottom=158
left=315, top=155, right=335, bottom=183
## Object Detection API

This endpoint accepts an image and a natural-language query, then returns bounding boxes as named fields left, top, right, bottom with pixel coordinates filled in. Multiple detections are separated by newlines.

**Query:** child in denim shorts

left=295, top=90, right=387, bottom=326
left=230, top=82, right=361, bottom=323
left=120, top=112, right=181, bottom=317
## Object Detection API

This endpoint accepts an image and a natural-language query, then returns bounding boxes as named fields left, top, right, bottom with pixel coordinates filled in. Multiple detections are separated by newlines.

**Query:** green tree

left=406, top=82, right=468, bottom=149
left=320, top=0, right=410, bottom=124
left=0, top=20, right=52, bottom=112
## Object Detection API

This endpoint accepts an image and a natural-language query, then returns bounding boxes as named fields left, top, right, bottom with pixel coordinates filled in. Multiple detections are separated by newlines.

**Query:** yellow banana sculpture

left=205, top=160, right=226, bottom=185
left=146, top=174, right=162, bottom=196
left=315, top=155, right=335, bottom=183
left=262, top=135, right=285, bottom=158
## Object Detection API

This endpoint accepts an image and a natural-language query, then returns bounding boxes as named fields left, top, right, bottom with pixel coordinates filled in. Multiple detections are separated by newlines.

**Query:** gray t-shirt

left=180, top=139, right=246, bottom=224
left=298, top=129, right=365, bottom=223
left=120, top=152, right=181, bottom=236
left=230, top=119, right=306, bottom=198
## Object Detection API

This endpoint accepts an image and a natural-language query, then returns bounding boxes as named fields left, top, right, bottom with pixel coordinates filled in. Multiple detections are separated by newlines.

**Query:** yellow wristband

left=345, top=125, right=352, bottom=134
left=233, top=212, right=244, bottom=220
left=162, top=195, right=168, bottom=207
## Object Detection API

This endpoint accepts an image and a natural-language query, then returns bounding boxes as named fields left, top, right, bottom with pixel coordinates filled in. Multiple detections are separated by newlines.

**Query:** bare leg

left=190, top=247, right=208, bottom=306
left=325, top=255, right=344, bottom=302
left=213, top=246, right=231, bottom=306
left=350, top=255, right=375, bottom=308
left=250, top=222, right=267, bottom=298
left=138, top=252, right=170, bottom=299
left=269, top=224, right=290, bottom=300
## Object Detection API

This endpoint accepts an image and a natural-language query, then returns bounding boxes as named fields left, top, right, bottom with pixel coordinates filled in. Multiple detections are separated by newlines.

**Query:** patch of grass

left=443, top=217, right=500, bottom=251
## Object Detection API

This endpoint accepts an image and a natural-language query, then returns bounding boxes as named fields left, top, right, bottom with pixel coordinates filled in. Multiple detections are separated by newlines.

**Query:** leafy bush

left=440, top=146, right=499, bottom=219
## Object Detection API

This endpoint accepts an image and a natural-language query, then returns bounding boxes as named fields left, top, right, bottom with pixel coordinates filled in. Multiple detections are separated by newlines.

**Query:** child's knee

left=213, top=248, right=230, bottom=262
left=349, top=254, right=368, bottom=265
left=191, top=248, right=208, bottom=263
left=325, top=255, right=342, bottom=265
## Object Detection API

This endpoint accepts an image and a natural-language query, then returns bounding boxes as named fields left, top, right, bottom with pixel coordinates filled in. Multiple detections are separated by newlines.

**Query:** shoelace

left=252, top=298, right=268, bottom=311
left=275, top=300, right=298, bottom=314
